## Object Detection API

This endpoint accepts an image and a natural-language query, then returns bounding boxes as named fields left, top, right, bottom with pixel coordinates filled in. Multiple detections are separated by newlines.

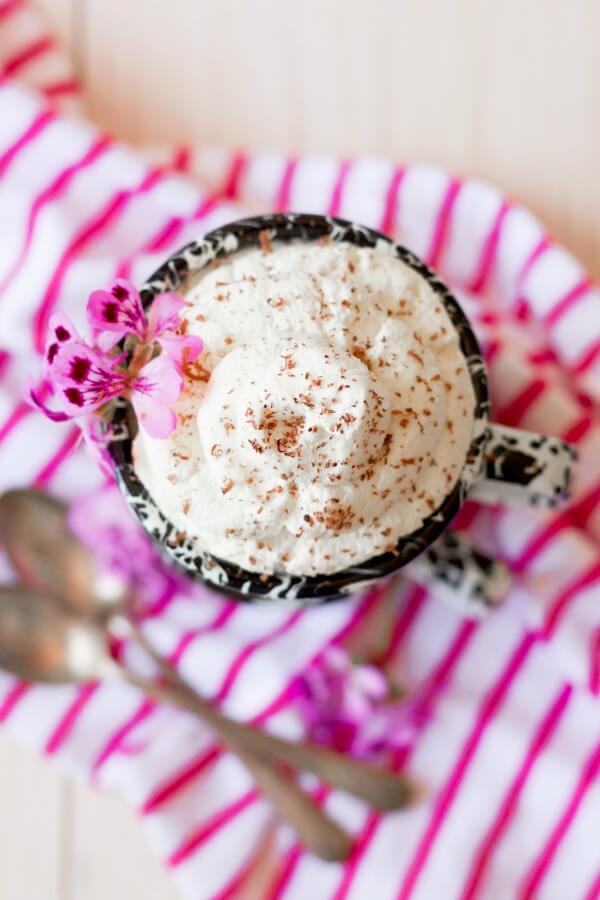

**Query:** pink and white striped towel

left=1, top=2, right=600, bottom=898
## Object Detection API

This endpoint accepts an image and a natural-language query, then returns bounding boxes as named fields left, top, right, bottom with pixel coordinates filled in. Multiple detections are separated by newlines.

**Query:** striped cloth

left=1, top=2, right=600, bottom=898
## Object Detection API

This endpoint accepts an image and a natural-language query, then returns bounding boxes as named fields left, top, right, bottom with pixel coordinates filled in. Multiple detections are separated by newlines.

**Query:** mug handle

left=407, top=529, right=510, bottom=619
left=469, top=423, right=577, bottom=507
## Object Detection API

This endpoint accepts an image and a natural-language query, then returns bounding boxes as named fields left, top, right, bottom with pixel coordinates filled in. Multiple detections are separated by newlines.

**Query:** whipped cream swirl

left=133, top=239, right=475, bottom=576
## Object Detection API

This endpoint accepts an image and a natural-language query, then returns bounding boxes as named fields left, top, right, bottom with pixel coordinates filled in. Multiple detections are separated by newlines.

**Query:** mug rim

left=108, top=213, right=490, bottom=603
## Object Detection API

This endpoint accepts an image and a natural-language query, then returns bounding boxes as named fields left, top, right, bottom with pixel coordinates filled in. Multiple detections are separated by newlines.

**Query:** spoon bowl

left=0, top=490, right=97, bottom=616
left=0, top=586, right=116, bottom=684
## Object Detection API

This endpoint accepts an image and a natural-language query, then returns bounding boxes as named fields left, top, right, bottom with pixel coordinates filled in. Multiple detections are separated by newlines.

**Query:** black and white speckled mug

left=107, top=214, right=576, bottom=609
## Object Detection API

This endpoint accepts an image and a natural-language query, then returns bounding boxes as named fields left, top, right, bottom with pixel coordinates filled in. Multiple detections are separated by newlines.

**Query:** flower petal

left=135, top=355, right=183, bottom=405
left=147, top=291, right=187, bottom=337
left=130, top=355, right=183, bottom=439
left=158, top=333, right=204, bottom=365
left=350, top=664, right=389, bottom=700
left=44, top=312, right=81, bottom=371
left=87, top=279, right=146, bottom=342
left=51, top=341, right=125, bottom=415
left=132, top=395, right=177, bottom=439
left=30, top=387, right=70, bottom=421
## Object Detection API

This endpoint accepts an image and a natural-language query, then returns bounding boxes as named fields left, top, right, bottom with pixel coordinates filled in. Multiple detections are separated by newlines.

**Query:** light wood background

left=2, top=1, right=599, bottom=898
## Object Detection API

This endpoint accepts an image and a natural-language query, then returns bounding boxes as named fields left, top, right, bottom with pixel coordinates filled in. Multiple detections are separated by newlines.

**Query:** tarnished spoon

left=0, top=584, right=352, bottom=861
left=0, top=490, right=96, bottom=615
left=0, top=488, right=413, bottom=813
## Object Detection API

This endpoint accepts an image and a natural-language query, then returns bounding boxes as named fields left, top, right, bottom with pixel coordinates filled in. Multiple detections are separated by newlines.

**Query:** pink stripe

left=42, top=79, right=80, bottom=98
left=468, top=201, right=511, bottom=294
left=92, top=699, right=155, bottom=776
left=139, top=578, right=178, bottom=619
left=512, top=513, right=570, bottom=574
left=514, top=479, right=600, bottom=574
left=211, top=610, right=304, bottom=705
left=33, top=166, right=167, bottom=352
left=140, top=585, right=382, bottom=821
left=0, top=379, right=50, bottom=442
left=543, top=560, right=600, bottom=638
left=2, top=36, right=54, bottom=77
left=519, top=740, right=600, bottom=899
left=572, top=338, right=600, bottom=375
left=151, top=192, right=222, bottom=242
left=0, top=398, right=31, bottom=442
left=264, top=787, right=330, bottom=900
left=518, top=237, right=552, bottom=290
left=327, top=160, right=352, bottom=216
left=562, top=413, right=593, bottom=444
left=169, top=603, right=237, bottom=667
left=378, top=166, right=406, bottom=235
left=141, top=667, right=299, bottom=815
left=269, top=596, right=437, bottom=900
left=570, top=484, right=600, bottom=528
left=496, top=379, right=545, bottom=427
left=266, top=844, right=304, bottom=900
left=396, top=632, right=535, bottom=900
left=142, top=744, right=223, bottom=815
left=274, top=158, right=298, bottom=212
left=33, top=426, right=80, bottom=487
left=485, top=339, right=502, bottom=364
left=426, top=178, right=462, bottom=269
left=332, top=812, right=381, bottom=900
left=327, top=583, right=387, bottom=651
left=44, top=682, right=100, bottom=755
left=252, top=681, right=300, bottom=722
left=544, top=278, right=592, bottom=327
left=222, top=152, right=247, bottom=199
left=168, top=788, right=259, bottom=867
left=212, top=850, right=263, bottom=900
left=0, top=0, right=22, bottom=19
left=514, top=297, right=531, bottom=322
left=0, top=108, right=54, bottom=178
left=584, top=870, right=600, bottom=900
left=589, top=628, right=600, bottom=695
left=400, top=621, right=478, bottom=742
left=333, top=620, right=477, bottom=900
left=0, top=350, right=10, bottom=378
left=453, top=500, right=481, bottom=532
left=528, top=348, right=557, bottom=366
left=0, top=136, right=112, bottom=297
left=0, top=682, right=29, bottom=722
left=172, top=145, right=191, bottom=172
left=374, top=585, right=427, bottom=667
left=458, top=685, right=572, bottom=900
left=115, top=192, right=222, bottom=279
left=141, top=676, right=301, bottom=816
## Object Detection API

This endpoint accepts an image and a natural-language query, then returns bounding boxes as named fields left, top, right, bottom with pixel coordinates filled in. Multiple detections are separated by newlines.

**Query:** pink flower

left=87, top=280, right=203, bottom=365
left=34, top=278, right=206, bottom=451
left=68, top=481, right=189, bottom=610
left=33, top=312, right=184, bottom=439
left=86, top=279, right=147, bottom=347
left=296, top=646, right=426, bottom=760
left=130, top=354, right=182, bottom=439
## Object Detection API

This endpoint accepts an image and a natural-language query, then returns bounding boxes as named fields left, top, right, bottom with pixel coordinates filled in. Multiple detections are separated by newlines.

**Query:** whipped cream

left=133, top=239, right=475, bottom=576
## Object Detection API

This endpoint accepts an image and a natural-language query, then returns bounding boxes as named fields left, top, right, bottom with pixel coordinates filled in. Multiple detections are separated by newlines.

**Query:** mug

left=108, top=214, right=576, bottom=610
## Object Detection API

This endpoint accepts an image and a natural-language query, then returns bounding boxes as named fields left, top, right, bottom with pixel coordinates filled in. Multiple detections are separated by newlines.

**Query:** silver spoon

left=0, top=583, right=352, bottom=861
left=0, top=489, right=413, bottom=811
left=0, top=490, right=414, bottom=855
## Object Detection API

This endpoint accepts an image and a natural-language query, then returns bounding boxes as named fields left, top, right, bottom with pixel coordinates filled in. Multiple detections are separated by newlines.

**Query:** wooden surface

left=3, top=1, right=600, bottom=898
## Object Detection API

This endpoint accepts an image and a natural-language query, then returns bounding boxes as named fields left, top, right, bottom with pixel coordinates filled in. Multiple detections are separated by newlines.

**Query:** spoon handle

left=127, top=671, right=352, bottom=862
left=129, top=623, right=412, bottom=812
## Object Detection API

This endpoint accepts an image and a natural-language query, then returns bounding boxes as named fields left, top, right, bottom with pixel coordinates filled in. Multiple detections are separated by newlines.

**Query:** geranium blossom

left=68, top=481, right=188, bottom=610
left=87, top=279, right=203, bottom=364
left=32, top=279, right=204, bottom=442
left=296, top=645, right=428, bottom=760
